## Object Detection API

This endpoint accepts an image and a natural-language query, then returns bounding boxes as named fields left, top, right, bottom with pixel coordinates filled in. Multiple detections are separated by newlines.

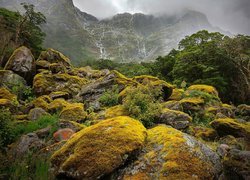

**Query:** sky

left=73, top=0, right=250, bottom=35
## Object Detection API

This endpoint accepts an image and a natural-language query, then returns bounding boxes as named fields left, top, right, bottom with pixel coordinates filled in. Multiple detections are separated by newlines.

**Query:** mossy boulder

left=37, top=48, right=71, bottom=68
left=4, top=46, right=35, bottom=83
left=59, top=103, right=87, bottom=122
left=28, top=108, right=49, bottom=121
left=33, top=71, right=88, bottom=96
left=32, top=95, right=52, bottom=111
left=50, top=116, right=147, bottom=179
left=180, top=97, right=205, bottom=113
left=236, top=104, right=250, bottom=121
left=158, top=108, right=192, bottom=130
left=35, top=60, right=50, bottom=70
left=48, top=98, right=70, bottom=113
left=104, top=105, right=128, bottom=119
left=0, top=70, right=26, bottom=91
left=49, top=91, right=71, bottom=100
left=189, top=126, right=218, bottom=141
left=168, top=88, right=184, bottom=101
left=0, top=87, right=17, bottom=102
left=132, top=75, right=173, bottom=100
left=210, top=118, right=250, bottom=138
left=49, top=63, right=66, bottom=74
left=161, top=100, right=183, bottom=111
left=69, top=66, right=109, bottom=79
left=187, top=84, right=219, bottom=96
left=118, top=125, right=222, bottom=179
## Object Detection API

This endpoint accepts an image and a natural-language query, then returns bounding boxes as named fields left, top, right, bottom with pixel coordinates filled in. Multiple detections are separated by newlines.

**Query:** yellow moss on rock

left=48, top=98, right=70, bottom=113
left=210, top=118, right=250, bottom=138
left=187, top=84, right=219, bottom=96
left=51, top=116, right=147, bottom=179
left=180, top=97, right=205, bottom=105
left=121, top=125, right=221, bottom=179
left=0, top=87, right=17, bottom=101
left=0, top=99, right=12, bottom=107
left=59, top=103, right=87, bottom=122
left=168, top=88, right=184, bottom=101
left=32, top=95, right=52, bottom=111
left=105, top=105, right=128, bottom=119
left=33, top=71, right=89, bottom=96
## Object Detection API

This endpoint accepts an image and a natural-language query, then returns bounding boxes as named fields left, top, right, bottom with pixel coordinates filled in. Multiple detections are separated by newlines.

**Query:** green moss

left=51, top=116, right=147, bottom=179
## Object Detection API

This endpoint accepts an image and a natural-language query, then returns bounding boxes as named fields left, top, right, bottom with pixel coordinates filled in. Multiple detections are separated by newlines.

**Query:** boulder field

left=0, top=46, right=249, bottom=179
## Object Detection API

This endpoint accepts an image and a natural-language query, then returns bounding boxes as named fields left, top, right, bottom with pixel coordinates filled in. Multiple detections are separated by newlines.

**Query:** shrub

left=99, top=85, right=119, bottom=107
left=0, top=108, right=15, bottom=150
left=184, top=90, right=220, bottom=105
left=122, top=85, right=162, bottom=127
left=11, top=82, right=35, bottom=102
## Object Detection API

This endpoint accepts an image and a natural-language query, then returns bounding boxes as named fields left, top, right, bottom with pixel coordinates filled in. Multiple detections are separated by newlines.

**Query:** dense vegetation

left=83, top=31, right=250, bottom=104
left=0, top=3, right=46, bottom=66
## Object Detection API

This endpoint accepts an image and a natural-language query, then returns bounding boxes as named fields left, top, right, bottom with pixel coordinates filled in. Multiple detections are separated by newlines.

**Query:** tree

left=0, top=3, right=46, bottom=66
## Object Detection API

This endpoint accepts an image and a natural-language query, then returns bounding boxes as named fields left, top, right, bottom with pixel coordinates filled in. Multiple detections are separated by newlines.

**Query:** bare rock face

left=4, top=46, right=35, bottom=84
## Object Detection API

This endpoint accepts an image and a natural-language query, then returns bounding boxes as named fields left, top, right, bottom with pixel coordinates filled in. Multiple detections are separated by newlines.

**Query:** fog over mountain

left=73, top=0, right=250, bottom=35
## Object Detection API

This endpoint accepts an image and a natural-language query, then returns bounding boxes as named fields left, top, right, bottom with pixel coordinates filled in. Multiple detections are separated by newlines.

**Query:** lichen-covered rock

left=59, top=103, right=87, bottom=122
left=49, top=63, right=66, bottom=74
left=0, top=70, right=26, bottom=91
left=53, top=128, right=75, bottom=142
left=189, top=126, right=218, bottom=141
left=35, top=60, right=50, bottom=70
left=158, top=108, right=192, bottom=130
left=10, top=133, right=45, bottom=157
left=161, top=100, right=183, bottom=111
left=210, top=118, right=250, bottom=138
left=104, top=105, right=128, bottom=119
left=59, top=120, right=86, bottom=132
left=180, top=97, right=205, bottom=112
left=4, top=46, right=35, bottom=83
left=132, top=75, right=173, bottom=100
left=222, top=149, right=250, bottom=179
left=50, top=116, right=147, bottom=179
left=118, top=125, right=222, bottom=179
left=236, top=104, right=250, bottom=121
left=187, top=84, right=219, bottom=96
left=49, top=91, right=70, bottom=100
left=33, top=71, right=88, bottom=96
left=32, top=95, right=52, bottom=111
left=0, top=87, right=17, bottom=102
left=168, top=88, right=184, bottom=101
left=69, top=66, right=109, bottom=79
left=48, top=98, right=70, bottom=113
left=28, top=107, right=49, bottom=121
left=37, top=48, right=71, bottom=68
left=77, top=71, right=134, bottom=105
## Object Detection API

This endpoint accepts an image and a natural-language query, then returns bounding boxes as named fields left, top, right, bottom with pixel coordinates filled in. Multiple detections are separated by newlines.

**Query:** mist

left=73, top=0, right=250, bottom=35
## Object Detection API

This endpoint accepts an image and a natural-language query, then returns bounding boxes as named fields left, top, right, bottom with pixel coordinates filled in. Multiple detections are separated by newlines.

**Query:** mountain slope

left=0, top=0, right=227, bottom=63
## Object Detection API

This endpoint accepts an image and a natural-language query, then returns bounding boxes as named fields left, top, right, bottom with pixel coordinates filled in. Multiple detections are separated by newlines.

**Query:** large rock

left=158, top=108, right=192, bottom=130
left=4, top=46, right=35, bottom=83
left=222, top=149, right=250, bottom=179
left=37, top=48, right=71, bottom=68
left=28, top=107, right=49, bottom=121
left=51, top=116, right=147, bottom=179
left=187, top=84, right=219, bottom=96
left=117, top=125, right=222, bottom=179
left=10, top=133, right=45, bottom=157
left=33, top=71, right=88, bottom=96
left=59, top=103, right=87, bottom=122
left=0, top=70, right=26, bottom=91
left=210, top=118, right=250, bottom=138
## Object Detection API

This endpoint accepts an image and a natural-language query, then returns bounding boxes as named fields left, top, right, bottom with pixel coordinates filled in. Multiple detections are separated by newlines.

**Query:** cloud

left=73, top=0, right=250, bottom=35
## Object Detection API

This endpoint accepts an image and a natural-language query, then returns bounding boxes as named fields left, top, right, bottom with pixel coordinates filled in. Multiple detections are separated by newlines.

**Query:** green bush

left=184, top=90, right=220, bottom=105
left=11, top=82, right=35, bottom=102
left=0, top=108, right=15, bottom=150
left=122, top=85, right=162, bottom=127
left=99, top=85, right=119, bottom=107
